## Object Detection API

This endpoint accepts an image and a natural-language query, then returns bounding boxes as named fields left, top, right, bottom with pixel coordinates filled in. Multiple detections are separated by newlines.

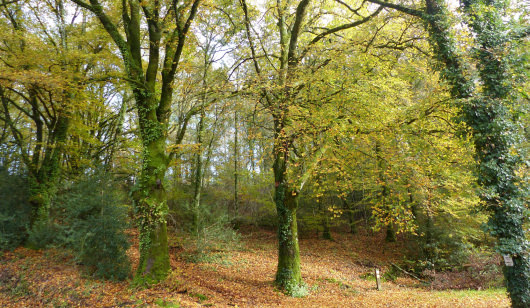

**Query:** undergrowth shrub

left=401, top=210, right=505, bottom=290
left=27, top=219, right=58, bottom=249
left=28, top=172, right=131, bottom=280
left=426, top=251, right=504, bottom=290
left=284, top=282, right=309, bottom=298
left=0, top=168, right=32, bottom=250
left=54, top=173, right=131, bottom=280
left=404, top=209, right=481, bottom=275
left=191, top=202, right=241, bottom=253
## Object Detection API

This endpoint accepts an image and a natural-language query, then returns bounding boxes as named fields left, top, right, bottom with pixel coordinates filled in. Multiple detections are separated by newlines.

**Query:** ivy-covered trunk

left=273, top=140, right=303, bottom=292
left=134, top=132, right=170, bottom=284
left=132, top=88, right=171, bottom=284
left=423, top=0, right=530, bottom=305
left=274, top=177, right=302, bottom=290
left=461, top=1, right=530, bottom=305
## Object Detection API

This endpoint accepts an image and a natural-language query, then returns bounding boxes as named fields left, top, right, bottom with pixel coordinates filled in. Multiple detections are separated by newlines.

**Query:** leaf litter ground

left=0, top=227, right=509, bottom=307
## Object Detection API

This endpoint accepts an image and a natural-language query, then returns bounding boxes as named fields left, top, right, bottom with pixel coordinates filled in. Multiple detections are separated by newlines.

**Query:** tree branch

left=287, top=0, right=312, bottom=68
left=364, top=0, right=423, bottom=17
left=239, top=0, right=262, bottom=76
left=69, top=0, right=93, bottom=11
left=158, top=0, right=201, bottom=123
left=299, top=6, right=384, bottom=62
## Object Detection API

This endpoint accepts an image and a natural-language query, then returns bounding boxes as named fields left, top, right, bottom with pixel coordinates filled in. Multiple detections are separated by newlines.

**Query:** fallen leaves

left=0, top=228, right=510, bottom=307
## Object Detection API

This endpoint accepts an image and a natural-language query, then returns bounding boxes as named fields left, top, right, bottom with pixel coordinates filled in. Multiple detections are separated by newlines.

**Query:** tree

left=364, top=0, right=529, bottom=305
left=239, top=0, right=383, bottom=293
left=0, top=0, right=106, bottom=225
left=69, top=0, right=201, bottom=284
left=460, top=0, right=529, bottom=305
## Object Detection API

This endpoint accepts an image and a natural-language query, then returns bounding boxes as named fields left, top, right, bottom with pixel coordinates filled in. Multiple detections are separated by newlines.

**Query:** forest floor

left=0, top=227, right=509, bottom=307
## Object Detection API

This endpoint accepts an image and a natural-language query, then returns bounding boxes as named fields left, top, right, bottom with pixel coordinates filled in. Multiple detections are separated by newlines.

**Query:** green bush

left=26, top=219, right=58, bottom=249
left=56, top=173, right=131, bottom=280
left=32, top=172, right=132, bottom=280
left=0, top=168, right=32, bottom=250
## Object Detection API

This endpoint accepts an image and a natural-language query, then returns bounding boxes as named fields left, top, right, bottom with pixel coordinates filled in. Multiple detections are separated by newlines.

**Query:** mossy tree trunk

left=134, top=106, right=170, bottom=282
left=273, top=144, right=302, bottom=290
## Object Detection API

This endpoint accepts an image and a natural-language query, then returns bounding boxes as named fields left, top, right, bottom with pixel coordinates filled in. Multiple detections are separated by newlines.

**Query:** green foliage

left=27, top=172, right=132, bottom=280
left=0, top=168, right=32, bottom=250
left=53, top=173, right=131, bottom=280
left=154, top=298, right=180, bottom=307
left=26, top=220, right=59, bottom=249
left=191, top=292, right=209, bottom=301
left=286, top=282, right=309, bottom=298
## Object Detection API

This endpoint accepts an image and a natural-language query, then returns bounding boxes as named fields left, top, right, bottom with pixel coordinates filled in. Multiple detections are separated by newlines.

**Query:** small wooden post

left=375, top=268, right=382, bottom=291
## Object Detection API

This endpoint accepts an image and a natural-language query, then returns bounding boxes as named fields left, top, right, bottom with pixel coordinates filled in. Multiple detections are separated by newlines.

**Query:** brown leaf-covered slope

left=0, top=228, right=508, bottom=307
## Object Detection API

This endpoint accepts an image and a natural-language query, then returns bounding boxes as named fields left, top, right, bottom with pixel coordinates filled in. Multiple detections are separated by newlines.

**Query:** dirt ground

left=0, top=227, right=509, bottom=307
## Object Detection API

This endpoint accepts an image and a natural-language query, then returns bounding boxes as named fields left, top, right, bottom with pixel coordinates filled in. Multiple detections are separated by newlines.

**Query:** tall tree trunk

left=344, top=198, right=358, bottom=234
left=274, top=183, right=302, bottom=290
left=133, top=89, right=171, bottom=284
left=375, top=141, right=395, bottom=242
left=460, top=1, right=530, bottom=305
left=233, top=111, right=239, bottom=217
left=31, top=112, right=69, bottom=221
left=70, top=0, right=201, bottom=284
left=192, top=108, right=205, bottom=236
left=322, top=213, right=332, bottom=240
left=135, top=134, right=170, bottom=283
left=273, top=142, right=303, bottom=291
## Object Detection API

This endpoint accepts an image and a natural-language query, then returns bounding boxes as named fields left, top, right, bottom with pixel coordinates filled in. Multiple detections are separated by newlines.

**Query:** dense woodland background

left=0, top=0, right=528, bottom=307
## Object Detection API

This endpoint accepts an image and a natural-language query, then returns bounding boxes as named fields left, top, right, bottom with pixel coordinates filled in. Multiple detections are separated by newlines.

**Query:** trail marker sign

left=503, top=255, right=514, bottom=267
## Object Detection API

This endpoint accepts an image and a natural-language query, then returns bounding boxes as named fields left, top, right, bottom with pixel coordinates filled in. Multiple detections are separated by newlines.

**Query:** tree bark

left=274, top=175, right=302, bottom=290
left=192, top=107, right=205, bottom=235
left=134, top=129, right=170, bottom=282
left=233, top=111, right=239, bottom=216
